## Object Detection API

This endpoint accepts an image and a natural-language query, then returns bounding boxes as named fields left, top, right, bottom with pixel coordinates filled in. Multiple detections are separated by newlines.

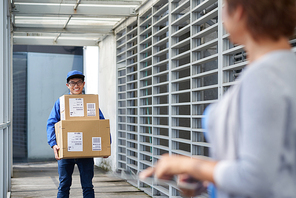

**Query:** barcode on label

left=87, top=103, right=96, bottom=116
left=92, top=137, right=101, bottom=151
left=88, top=103, right=95, bottom=109
left=93, top=137, right=100, bottom=143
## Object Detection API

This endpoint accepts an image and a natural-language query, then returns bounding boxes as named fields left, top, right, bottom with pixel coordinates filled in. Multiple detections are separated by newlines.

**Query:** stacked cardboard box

left=55, top=94, right=111, bottom=159
left=59, top=94, right=101, bottom=121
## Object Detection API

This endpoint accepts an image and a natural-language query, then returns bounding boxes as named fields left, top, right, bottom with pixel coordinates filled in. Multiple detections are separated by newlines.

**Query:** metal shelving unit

left=116, top=0, right=296, bottom=197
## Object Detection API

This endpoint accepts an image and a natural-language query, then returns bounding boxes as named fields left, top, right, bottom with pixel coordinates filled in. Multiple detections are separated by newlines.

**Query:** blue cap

left=67, top=70, right=85, bottom=82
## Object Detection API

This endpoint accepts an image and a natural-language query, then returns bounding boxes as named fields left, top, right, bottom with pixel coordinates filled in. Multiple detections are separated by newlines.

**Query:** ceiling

left=12, top=0, right=145, bottom=46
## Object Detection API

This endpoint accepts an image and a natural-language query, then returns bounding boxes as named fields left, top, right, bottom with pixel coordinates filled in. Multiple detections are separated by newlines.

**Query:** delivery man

left=47, top=70, right=105, bottom=198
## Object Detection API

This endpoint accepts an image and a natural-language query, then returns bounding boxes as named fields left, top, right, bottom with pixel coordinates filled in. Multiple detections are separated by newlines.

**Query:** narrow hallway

left=11, top=162, right=150, bottom=198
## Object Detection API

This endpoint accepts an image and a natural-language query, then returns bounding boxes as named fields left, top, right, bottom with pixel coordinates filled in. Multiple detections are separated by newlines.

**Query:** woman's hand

left=139, top=154, right=217, bottom=184
left=177, top=174, right=208, bottom=197
left=139, top=154, right=191, bottom=180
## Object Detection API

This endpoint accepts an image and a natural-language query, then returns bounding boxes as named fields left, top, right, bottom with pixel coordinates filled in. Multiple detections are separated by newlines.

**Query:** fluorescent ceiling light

left=14, top=2, right=137, bottom=7
left=14, top=36, right=55, bottom=39
left=15, top=16, right=69, bottom=20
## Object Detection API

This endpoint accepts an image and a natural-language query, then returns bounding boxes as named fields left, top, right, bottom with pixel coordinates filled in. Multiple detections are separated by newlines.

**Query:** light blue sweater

left=205, top=50, right=296, bottom=198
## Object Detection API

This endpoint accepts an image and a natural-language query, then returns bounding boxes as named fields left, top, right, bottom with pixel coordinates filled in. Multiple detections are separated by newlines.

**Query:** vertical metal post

left=8, top=0, right=13, bottom=191
left=0, top=0, right=5, bottom=196
left=4, top=0, right=8, bottom=193
left=0, top=0, right=12, bottom=197
left=168, top=0, right=172, bottom=196
left=136, top=17, right=140, bottom=190
left=218, top=0, right=224, bottom=99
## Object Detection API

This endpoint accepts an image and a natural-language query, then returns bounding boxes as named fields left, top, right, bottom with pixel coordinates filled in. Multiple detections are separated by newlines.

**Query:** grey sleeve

left=214, top=67, right=287, bottom=196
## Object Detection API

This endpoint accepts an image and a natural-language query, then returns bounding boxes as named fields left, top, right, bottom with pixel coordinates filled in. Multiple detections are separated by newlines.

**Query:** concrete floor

left=11, top=161, right=151, bottom=198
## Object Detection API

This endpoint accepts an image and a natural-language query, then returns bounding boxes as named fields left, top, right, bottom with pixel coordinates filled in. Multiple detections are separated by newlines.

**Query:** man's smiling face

left=66, top=78, right=85, bottom=95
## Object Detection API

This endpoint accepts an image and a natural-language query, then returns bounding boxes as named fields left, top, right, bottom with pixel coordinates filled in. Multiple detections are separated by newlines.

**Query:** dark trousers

left=57, top=158, right=94, bottom=198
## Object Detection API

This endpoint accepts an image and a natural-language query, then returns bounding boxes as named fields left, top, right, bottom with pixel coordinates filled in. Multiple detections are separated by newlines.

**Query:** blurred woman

left=140, top=0, right=296, bottom=197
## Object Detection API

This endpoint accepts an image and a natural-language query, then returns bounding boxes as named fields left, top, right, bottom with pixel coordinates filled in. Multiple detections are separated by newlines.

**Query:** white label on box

left=68, top=132, right=83, bottom=152
left=69, top=98, right=84, bottom=117
left=92, top=137, right=101, bottom=151
left=60, top=97, right=65, bottom=112
left=87, top=103, right=96, bottom=117
left=61, top=112, right=65, bottom=120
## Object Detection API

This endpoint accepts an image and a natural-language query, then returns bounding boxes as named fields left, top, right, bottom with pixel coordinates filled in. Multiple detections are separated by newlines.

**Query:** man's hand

left=52, top=145, right=61, bottom=160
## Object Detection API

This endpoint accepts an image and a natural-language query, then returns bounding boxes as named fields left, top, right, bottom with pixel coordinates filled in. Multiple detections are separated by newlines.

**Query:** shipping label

left=60, top=97, right=65, bottom=112
left=68, top=132, right=83, bottom=152
left=61, top=112, right=65, bottom=120
left=92, top=137, right=101, bottom=151
left=87, top=103, right=96, bottom=116
left=69, top=98, right=84, bottom=117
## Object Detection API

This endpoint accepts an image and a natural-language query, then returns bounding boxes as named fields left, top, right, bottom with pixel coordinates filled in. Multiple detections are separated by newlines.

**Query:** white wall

left=84, top=46, right=99, bottom=94
left=84, top=38, right=117, bottom=171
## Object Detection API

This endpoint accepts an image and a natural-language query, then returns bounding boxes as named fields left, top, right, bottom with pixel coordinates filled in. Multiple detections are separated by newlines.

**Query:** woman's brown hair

left=225, top=0, right=296, bottom=41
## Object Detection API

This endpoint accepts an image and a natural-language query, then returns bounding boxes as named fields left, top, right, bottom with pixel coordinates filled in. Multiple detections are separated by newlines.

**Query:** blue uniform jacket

left=47, top=98, right=107, bottom=148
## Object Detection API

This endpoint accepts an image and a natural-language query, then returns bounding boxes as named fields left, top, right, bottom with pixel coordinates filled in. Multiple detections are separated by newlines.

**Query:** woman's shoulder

left=238, top=51, right=296, bottom=103
left=240, top=51, right=295, bottom=85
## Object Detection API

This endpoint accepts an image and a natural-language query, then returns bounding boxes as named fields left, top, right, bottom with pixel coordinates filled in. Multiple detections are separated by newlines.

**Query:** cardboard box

left=60, top=94, right=100, bottom=121
left=55, top=119, right=111, bottom=159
